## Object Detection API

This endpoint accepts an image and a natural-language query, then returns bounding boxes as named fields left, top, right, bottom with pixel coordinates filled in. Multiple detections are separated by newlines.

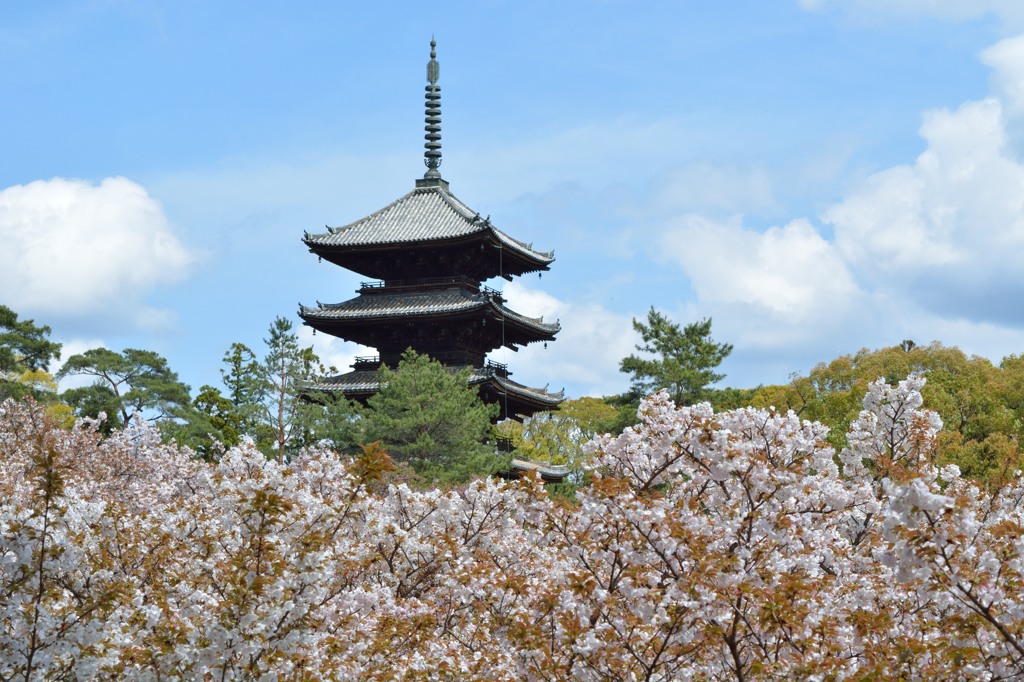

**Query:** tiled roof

left=474, top=369, right=565, bottom=405
left=306, top=370, right=379, bottom=394
left=303, top=289, right=478, bottom=319
left=300, top=289, right=560, bottom=335
left=509, top=458, right=572, bottom=480
left=303, top=185, right=554, bottom=265
left=303, top=366, right=564, bottom=406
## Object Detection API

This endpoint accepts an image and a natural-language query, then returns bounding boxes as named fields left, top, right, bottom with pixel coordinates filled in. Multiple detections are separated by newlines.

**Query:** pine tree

left=57, top=348, right=195, bottom=434
left=363, top=349, right=502, bottom=485
left=261, top=317, right=320, bottom=459
left=0, top=305, right=62, bottom=402
left=620, top=309, right=733, bottom=405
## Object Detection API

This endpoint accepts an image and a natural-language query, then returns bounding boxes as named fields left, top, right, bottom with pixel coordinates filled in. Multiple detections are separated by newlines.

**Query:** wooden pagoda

left=299, top=40, right=563, bottom=422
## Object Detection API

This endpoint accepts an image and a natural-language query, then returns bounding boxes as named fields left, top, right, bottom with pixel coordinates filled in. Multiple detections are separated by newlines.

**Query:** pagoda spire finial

left=423, top=37, right=442, bottom=179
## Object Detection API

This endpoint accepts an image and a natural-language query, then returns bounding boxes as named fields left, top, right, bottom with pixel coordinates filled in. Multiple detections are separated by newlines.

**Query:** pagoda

left=299, top=39, right=563, bottom=422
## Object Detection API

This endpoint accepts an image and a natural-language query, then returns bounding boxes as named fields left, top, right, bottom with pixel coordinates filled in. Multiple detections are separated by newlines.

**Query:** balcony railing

left=352, top=356, right=381, bottom=370
left=358, top=277, right=505, bottom=302
left=360, top=275, right=475, bottom=292
left=350, top=352, right=508, bottom=374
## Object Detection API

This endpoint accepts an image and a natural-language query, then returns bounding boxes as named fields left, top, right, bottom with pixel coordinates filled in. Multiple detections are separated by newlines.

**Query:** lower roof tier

left=305, top=366, right=564, bottom=422
left=299, top=287, right=559, bottom=352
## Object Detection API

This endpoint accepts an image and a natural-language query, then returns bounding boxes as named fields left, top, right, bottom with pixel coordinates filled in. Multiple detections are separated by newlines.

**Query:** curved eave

left=469, top=371, right=564, bottom=407
left=303, top=367, right=564, bottom=418
left=305, top=235, right=551, bottom=280
left=302, top=184, right=554, bottom=270
left=488, top=298, right=560, bottom=338
left=508, top=458, right=572, bottom=482
left=300, top=289, right=484, bottom=321
left=304, top=231, right=553, bottom=279
left=297, top=292, right=559, bottom=340
left=490, top=228, right=554, bottom=268
left=303, top=370, right=379, bottom=396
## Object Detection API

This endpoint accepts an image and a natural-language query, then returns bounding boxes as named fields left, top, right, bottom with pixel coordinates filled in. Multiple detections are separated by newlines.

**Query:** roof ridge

left=432, top=185, right=484, bottom=224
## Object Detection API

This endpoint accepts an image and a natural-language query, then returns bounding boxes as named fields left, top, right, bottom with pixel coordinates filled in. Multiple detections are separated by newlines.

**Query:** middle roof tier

left=299, top=284, right=559, bottom=355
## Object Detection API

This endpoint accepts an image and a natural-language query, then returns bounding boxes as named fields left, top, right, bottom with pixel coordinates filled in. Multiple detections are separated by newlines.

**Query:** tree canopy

left=619, top=309, right=733, bottom=406
left=219, top=341, right=267, bottom=439
left=0, top=305, right=62, bottom=402
left=57, top=347, right=195, bottom=434
left=0, top=305, right=62, bottom=375
left=260, top=317, right=325, bottom=458
left=202, top=323, right=363, bottom=460
left=363, top=349, right=502, bottom=484
left=6, top=375, right=1024, bottom=677
left=14, top=299, right=1024, bottom=491
left=496, top=396, right=619, bottom=487
left=746, top=341, right=1024, bottom=480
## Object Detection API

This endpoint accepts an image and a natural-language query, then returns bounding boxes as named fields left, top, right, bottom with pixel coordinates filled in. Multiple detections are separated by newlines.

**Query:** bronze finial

left=427, top=36, right=439, bottom=85
left=423, top=37, right=442, bottom=179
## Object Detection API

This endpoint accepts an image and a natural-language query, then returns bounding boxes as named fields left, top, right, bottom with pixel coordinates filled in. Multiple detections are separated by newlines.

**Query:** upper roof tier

left=303, top=180, right=555, bottom=281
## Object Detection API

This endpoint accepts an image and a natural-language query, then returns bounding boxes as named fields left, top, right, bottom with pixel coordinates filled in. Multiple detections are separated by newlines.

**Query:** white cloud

left=826, top=162, right=961, bottom=273
left=896, top=308, right=1024, bottom=363
left=823, top=94, right=1024, bottom=325
left=500, top=281, right=563, bottom=321
left=654, top=31, right=1024, bottom=353
left=499, top=281, right=635, bottom=397
left=659, top=215, right=859, bottom=323
left=0, top=177, right=195, bottom=328
left=983, top=35, right=1024, bottom=119
left=296, top=325, right=372, bottom=376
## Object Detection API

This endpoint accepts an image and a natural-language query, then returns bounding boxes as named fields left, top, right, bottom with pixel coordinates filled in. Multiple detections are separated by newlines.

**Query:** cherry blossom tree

left=2, top=374, right=1024, bottom=679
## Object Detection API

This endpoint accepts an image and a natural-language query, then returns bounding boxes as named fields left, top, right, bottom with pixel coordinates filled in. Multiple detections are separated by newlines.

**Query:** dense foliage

left=496, top=396, right=619, bottom=490
left=19, top=302, right=503, bottom=481
left=363, top=349, right=503, bottom=484
left=0, top=305, right=62, bottom=404
left=748, top=342, right=1024, bottom=480
left=57, top=347, right=196, bottom=434
left=4, top=376, right=1024, bottom=678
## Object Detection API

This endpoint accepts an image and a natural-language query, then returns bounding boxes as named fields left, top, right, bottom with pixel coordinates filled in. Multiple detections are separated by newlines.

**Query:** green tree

left=497, top=396, right=621, bottom=495
left=620, top=309, right=733, bottom=405
left=211, top=326, right=363, bottom=458
left=298, top=389, right=364, bottom=455
left=192, top=384, right=245, bottom=456
left=747, top=342, right=1024, bottom=480
left=497, top=397, right=618, bottom=465
left=705, top=385, right=762, bottom=412
left=0, top=305, right=62, bottom=401
left=220, top=342, right=268, bottom=437
left=57, top=348, right=194, bottom=434
left=363, top=349, right=502, bottom=485
left=1001, top=353, right=1024, bottom=435
left=260, top=317, right=323, bottom=458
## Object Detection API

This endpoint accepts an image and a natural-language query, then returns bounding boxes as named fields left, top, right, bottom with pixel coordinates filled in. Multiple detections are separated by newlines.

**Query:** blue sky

left=5, top=0, right=1024, bottom=399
